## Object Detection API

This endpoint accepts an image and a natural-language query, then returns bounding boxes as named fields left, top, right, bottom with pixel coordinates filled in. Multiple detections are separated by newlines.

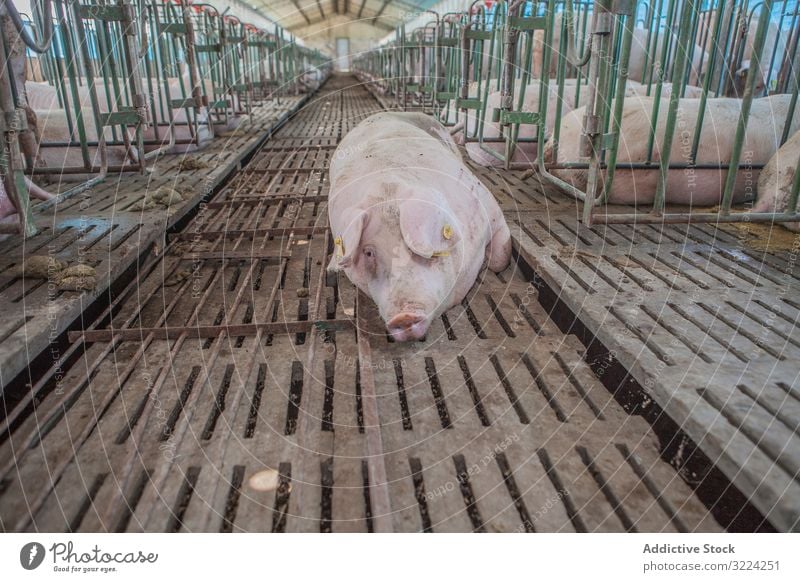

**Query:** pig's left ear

left=328, top=208, right=367, bottom=272
left=399, top=195, right=459, bottom=259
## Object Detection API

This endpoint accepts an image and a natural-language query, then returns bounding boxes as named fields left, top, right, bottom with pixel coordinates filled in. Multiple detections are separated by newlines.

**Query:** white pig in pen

left=25, top=74, right=222, bottom=174
left=451, top=78, right=706, bottom=168
left=547, top=94, right=800, bottom=205
left=626, top=28, right=710, bottom=88
left=695, top=7, right=787, bottom=97
left=328, top=111, right=511, bottom=341
left=751, top=129, right=800, bottom=231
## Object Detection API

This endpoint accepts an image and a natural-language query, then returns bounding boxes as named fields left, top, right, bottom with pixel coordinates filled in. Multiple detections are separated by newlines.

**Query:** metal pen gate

left=144, top=0, right=214, bottom=151
left=356, top=0, right=800, bottom=227
left=0, top=0, right=329, bottom=239
left=539, top=0, right=800, bottom=225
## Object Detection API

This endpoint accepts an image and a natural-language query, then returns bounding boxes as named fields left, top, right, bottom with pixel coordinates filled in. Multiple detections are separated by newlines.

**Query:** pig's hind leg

left=26, top=178, right=55, bottom=201
left=486, top=221, right=512, bottom=273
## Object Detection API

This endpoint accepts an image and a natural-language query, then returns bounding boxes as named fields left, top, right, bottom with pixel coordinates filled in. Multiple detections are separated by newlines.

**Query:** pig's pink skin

left=328, top=111, right=511, bottom=340
left=0, top=177, right=55, bottom=221
left=27, top=75, right=224, bottom=168
left=0, top=184, right=16, bottom=220
left=456, top=80, right=703, bottom=168
left=696, top=12, right=784, bottom=97
left=628, top=29, right=708, bottom=87
left=548, top=94, right=800, bottom=205
left=753, top=128, right=800, bottom=231
left=459, top=80, right=575, bottom=168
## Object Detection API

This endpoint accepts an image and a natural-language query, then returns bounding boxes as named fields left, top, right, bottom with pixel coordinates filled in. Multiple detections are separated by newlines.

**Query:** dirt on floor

left=10, top=256, right=97, bottom=291
left=726, top=221, right=800, bottom=252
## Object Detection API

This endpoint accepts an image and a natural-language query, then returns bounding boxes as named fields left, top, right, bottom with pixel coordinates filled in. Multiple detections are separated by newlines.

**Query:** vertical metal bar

left=786, top=147, right=800, bottom=213
left=550, top=4, right=570, bottom=155
left=70, top=0, right=109, bottom=175
left=600, top=3, right=635, bottom=204
left=642, top=0, right=663, bottom=88
left=780, top=71, right=800, bottom=145
left=652, top=0, right=697, bottom=217
left=690, top=0, right=727, bottom=162
left=712, top=0, right=737, bottom=96
left=505, top=3, right=535, bottom=168
left=0, top=30, right=36, bottom=236
left=644, top=0, right=675, bottom=162
left=719, top=0, right=774, bottom=214
left=581, top=0, right=613, bottom=225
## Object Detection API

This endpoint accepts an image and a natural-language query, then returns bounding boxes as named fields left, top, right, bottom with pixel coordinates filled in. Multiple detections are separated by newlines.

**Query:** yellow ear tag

left=432, top=250, right=450, bottom=257
left=334, top=236, right=345, bottom=258
left=442, top=224, right=454, bottom=240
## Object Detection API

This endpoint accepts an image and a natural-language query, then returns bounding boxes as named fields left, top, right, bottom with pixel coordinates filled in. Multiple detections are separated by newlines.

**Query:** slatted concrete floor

left=467, top=165, right=800, bottom=531
left=0, top=95, right=308, bottom=391
left=0, top=75, right=726, bottom=532
left=368, top=77, right=799, bottom=530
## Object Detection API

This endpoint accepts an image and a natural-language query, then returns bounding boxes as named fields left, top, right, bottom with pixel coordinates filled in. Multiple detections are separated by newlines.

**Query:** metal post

left=719, top=0, right=774, bottom=215
left=652, top=0, right=697, bottom=217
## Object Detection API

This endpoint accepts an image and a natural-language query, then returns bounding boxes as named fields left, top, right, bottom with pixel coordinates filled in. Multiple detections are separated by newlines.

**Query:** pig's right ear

left=328, top=209, right=367, bottom=272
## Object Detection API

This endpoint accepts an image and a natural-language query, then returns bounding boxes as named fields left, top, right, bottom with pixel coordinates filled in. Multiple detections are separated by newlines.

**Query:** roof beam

left=373, top=0, right=392, bottom=24
left=372, top=19, right=395, bottom=31
left=315, top=0, right=325, bottom=19
left=357, top=0, right=368, bottom=18
left=290, top=0, right=312, bottom=25
left=343, top=0, right=350, bottom=14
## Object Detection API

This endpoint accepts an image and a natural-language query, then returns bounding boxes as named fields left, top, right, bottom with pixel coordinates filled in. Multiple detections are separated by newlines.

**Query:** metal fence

left=353, top=0, right=800, bottom=227
left=0, top=0, right=330, bottom=237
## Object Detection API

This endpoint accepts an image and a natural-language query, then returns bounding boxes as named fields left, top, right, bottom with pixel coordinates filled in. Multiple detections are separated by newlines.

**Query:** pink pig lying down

left=547, top=94, right=800, bottom=205
left=451, top=80, right=705, bottom=168
left=752, top=128, right=800, bottom=231
left=328, top=111, right=512, bottom=342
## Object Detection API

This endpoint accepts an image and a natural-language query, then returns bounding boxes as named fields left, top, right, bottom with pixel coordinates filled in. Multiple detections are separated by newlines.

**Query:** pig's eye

left=362, top=246, right=378, bottom=274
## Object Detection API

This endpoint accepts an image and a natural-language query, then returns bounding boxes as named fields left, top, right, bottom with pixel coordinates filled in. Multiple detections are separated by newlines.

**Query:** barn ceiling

left=248, top=0, right=441, bottom=34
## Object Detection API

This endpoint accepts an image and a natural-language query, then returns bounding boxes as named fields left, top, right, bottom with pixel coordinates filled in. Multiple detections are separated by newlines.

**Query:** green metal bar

left=582, top=0, right=616, bottom=225
left=550, top=6, right=570, bottom=156
left=56, top=0, right=92, bottom=169
left=719, top=0, right=774, bottom=215
left=644, top=0, right=675, bottom=163
left=780, top=76, right=800, bottom=145
left=641, top=0, right=662, bottom=87
left=70, top=0, right=109, bottom=171
left=690, top=0, right=727, bottom=163
left=0, top=44, right=37, bottom=237
left=573, top=2, right=590, bottom=105
left=595, top=211, right=800, bottom=224
left=651, top=0, right=697, bottom=217
left=499, top=110, right=539, bottom=124
left=600, top=5, right=635, bottom=204
left=535, top=0, right=590, bottom=203
left=508, top=16, right=547, bottom=30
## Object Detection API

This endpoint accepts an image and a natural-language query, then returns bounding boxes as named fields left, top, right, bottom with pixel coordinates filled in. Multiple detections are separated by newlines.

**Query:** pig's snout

left=387, top=310, right=428, bottom=342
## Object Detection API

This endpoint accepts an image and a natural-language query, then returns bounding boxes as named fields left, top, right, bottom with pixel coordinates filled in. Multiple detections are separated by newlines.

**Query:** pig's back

left=331, top=112, right=462, bottom=181
left=555, top=94, right=800, bottom=165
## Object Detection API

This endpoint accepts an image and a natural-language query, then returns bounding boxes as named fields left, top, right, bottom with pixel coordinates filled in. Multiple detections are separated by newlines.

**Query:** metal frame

left=0, top=0, right=330, bottom=238
left=355, top=0, right=800, bottom=227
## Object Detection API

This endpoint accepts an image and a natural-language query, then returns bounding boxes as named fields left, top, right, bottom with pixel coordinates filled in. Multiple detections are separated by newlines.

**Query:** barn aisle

left=0, top=75, right=734, bottom=533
